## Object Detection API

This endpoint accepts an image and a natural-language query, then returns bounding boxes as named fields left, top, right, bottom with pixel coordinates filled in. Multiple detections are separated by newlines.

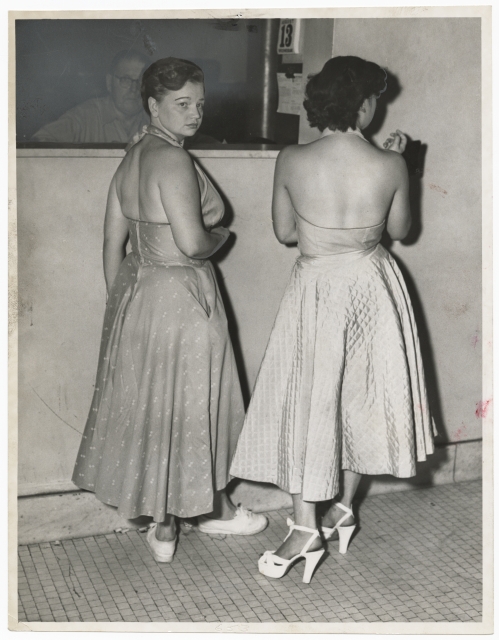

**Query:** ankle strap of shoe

left=286, top=518, right=320, bottom=553
left=336, top=502, right=353, bottom=517
left=291, top=523, right=319, bottom=535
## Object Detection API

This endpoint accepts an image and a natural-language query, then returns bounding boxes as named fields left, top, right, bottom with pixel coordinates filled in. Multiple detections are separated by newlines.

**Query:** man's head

left=106, top=50, right=150, bottom=118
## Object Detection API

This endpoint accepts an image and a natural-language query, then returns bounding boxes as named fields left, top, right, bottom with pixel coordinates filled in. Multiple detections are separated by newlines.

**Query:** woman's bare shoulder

left=143, top=138, right=191, bottom=161
left=364, top=147, right=408, bottom=193
left=377, top=147, right=408, bottom=176
left=370, top=143, right=405, bottom=163
left=142, top=140, right=195, bottom=177
left=275, top=143, right=309, bottom=170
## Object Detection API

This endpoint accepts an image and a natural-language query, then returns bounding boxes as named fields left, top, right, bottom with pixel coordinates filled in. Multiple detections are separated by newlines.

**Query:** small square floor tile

left=18, top=481, right=482, bottom=626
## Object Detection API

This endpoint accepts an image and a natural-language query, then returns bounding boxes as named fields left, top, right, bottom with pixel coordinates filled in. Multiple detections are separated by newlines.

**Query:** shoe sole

left=150, top=552, right=174, bottom=563
left=197, top=522, right=268, bottom=536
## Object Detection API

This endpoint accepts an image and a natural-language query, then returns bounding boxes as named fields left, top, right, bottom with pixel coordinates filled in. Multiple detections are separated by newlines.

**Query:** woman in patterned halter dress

left=230, top=56, right=435, bottom=583
left=72, top=58, right=267, bottom=563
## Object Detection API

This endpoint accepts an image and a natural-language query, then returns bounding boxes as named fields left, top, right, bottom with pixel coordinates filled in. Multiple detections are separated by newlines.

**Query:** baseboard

left=17, top=440, right=482, bottom=545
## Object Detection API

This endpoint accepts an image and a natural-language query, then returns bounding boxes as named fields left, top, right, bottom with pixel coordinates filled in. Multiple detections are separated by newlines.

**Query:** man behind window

left=32, top=50, right=150, bottom=144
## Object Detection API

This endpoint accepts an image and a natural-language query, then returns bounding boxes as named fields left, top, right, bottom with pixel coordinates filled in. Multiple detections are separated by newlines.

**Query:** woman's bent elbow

left=275, top=229, right=298, bottom=244
left=388, top=220, right=411, bottom=241
left=180, top=244, right=201, bottom=258
left=178, top=237, right=209, bottom=259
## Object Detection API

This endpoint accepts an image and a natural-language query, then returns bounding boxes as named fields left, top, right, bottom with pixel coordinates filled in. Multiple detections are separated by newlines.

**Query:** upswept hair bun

left=141, top=57, right=204, bottom=115
left=304, top=56, right=387, bottom=132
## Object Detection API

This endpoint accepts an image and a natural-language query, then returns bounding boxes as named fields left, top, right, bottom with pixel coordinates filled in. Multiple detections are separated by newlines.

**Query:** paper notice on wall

left=277, top=73, right=303, bottom=116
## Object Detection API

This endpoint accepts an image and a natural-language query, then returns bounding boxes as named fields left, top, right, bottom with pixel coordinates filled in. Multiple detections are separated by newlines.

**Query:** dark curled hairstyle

left=141, top=57, right=204, bottom=115
left=304, top=56, right=387, bottom=132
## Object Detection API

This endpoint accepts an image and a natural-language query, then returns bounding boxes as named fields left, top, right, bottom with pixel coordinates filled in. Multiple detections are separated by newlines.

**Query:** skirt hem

left=231, top=460, right=433, bottom=502
left=72, top=480, right=231, bottom=520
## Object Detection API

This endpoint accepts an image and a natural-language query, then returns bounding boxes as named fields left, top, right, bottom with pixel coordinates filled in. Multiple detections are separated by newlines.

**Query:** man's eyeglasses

left=114, top=75, right=141, bottom=90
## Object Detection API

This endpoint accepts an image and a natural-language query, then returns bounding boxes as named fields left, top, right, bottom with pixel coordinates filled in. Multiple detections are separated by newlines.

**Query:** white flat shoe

left=258, top=518, right=325, bottom=584
left=322, top=502, right=356, bottom=554
left=197, top=505, right=268, bottom=536
left=146, top=523, right=177, bottom=563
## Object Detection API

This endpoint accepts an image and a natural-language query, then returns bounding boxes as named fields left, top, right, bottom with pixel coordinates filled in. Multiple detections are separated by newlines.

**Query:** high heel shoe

left=322, top=502, right=356, bottom=554
left=146, top=523, right=177, bottom=563
left=258, top=518, right=325, bottom=584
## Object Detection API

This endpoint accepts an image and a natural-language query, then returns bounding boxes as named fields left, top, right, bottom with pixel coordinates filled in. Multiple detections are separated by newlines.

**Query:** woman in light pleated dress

left=72, top=58, right=267, bottom=564
left=230, top=56, right=435, bottom=583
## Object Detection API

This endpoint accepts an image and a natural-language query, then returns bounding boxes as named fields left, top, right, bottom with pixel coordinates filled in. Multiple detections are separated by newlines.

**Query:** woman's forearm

left=277, top=228, right=298, bottom=244
left=180, top=227, right=230, bottom=259
left=103, top=239, right=127, bottom=295
left=274, top=223, right=298, bottom=245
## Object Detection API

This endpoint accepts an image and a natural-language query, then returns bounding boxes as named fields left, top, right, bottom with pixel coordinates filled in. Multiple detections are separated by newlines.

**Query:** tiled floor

left=18, top=480, right=482, bottom=624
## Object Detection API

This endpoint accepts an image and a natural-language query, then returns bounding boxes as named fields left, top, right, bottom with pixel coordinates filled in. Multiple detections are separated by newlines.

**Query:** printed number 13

left=280, top=23, right=294, bottom=48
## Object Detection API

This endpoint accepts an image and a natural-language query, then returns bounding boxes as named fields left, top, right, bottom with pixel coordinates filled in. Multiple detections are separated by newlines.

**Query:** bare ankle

left=322, top=501, right=355, bottom=527
left=156, top=520, right=176, bottom=541
left=207, top=490, right=237, bottom=520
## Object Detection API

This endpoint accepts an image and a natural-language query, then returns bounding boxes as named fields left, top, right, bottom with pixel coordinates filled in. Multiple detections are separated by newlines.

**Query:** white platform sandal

left=258, top=518, right=325, bottom=584
left=322, top=502, right=356, bottom=554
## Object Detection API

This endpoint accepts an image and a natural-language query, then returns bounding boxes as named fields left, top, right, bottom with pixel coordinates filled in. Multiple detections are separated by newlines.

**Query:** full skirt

left=73, top=254, right=244, bottom=519
left=230, top=244, right=435, bottom=501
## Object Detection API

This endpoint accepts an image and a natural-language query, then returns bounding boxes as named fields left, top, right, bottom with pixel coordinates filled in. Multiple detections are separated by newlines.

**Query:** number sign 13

left=277, top=19, right=302, bottom=54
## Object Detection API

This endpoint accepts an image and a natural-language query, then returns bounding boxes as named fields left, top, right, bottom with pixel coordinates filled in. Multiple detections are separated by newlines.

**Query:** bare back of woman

left=273, top=122, right=411, bottom=245
left=282, top=134, right=404, bottom=229
left=115, top=136, right=200, bottom=224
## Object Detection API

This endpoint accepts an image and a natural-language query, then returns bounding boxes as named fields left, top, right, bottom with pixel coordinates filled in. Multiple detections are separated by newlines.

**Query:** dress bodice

left=125, top=126, right=225, bottom=266
left=295, top=211, right=385, bottom=257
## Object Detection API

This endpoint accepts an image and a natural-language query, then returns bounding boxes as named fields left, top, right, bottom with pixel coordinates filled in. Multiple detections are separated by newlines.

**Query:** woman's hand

left=211, top=226, right=230, bottom=242
left=210, top=227, right=230, bottom=248
left=383, top=130, right=408, bottom=154
left=203, top=209, right=224, bottom=231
